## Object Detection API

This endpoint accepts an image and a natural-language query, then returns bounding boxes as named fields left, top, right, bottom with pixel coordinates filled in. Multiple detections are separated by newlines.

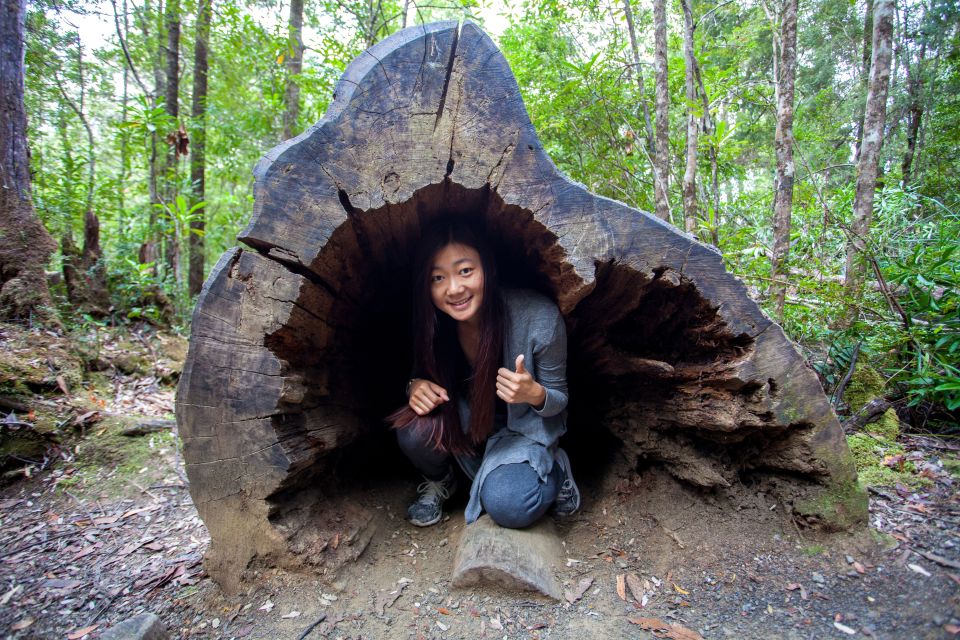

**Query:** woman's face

left=430, top=242, right=485, bottom=325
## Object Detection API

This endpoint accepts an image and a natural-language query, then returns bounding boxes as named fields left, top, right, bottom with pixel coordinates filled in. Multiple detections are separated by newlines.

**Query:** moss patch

left=844, top=364, right=900, bottom=438
left=58, top=414, right=180, bottom=499
left=794, top=478, right=869, bottom=531
left=846, top=432, right=929, bottom=488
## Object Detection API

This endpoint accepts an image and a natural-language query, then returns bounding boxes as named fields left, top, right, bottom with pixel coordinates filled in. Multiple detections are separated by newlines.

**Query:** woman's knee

left=480, top=463, right=559, bottom=529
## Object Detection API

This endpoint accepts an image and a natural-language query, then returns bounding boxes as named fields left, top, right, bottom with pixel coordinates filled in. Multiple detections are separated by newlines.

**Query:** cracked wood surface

left=177, top=20, right=861, bottom=593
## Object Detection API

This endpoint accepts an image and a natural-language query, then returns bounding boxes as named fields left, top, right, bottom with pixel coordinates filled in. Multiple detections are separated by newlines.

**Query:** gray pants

left=397, top=426, right=561, bottom=528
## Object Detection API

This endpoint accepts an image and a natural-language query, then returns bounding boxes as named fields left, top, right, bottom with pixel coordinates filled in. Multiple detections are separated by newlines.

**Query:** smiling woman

left=391, top=219, right=579, bottom=529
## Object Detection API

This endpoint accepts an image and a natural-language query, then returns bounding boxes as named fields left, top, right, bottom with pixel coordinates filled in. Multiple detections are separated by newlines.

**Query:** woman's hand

left=496, top=355, right=546, bottom=409
left=408, top=379, right=450, bottom=416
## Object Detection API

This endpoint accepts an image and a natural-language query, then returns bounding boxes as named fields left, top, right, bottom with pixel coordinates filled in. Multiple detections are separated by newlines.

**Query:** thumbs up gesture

left=497, top=354, right=547, bottom=409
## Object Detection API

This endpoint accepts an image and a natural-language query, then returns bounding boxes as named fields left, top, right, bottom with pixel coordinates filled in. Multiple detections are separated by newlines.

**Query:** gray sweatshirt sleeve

left=532, top=310, right=568, bottom=418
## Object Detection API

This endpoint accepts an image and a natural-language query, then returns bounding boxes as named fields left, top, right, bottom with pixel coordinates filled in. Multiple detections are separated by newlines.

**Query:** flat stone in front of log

left=452, top=515, right=563, bottom=600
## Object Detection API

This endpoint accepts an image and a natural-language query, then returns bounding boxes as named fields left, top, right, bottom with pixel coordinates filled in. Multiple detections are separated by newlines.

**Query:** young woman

left=391, top=220, right=579, bottom=528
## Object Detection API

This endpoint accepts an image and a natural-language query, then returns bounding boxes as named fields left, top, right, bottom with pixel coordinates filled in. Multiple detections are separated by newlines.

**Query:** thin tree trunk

left=901, top=37, right=925, bottom=184
left=843, top=0, right=895, bottom=316
left=622, top=0, right=654, bottom=153
left=652, top=0, right=670, bottom=222
left=0, top=0, right=58, bottom=323
left=854, top=0, right=874, bottom=163
left=692, top=59, right=717, bottom=245
left=162, top=0, right=181, bottom=281
left=769, top=0, right=799, bottom=319
left=55, top=35, right=110, bottom=315
left=680, top=0, right=699, bottom=234
left=138, top=0, right=163, bottom=269
left=189, top=0, right=211, bottom=296
left=282, top=0, right=304, bottom=141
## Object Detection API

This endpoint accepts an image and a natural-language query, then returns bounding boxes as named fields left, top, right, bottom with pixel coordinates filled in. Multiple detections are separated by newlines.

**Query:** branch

left=110, top=0, right=151, bottom=97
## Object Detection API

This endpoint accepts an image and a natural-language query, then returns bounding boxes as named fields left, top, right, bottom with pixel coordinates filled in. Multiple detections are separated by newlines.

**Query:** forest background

left=2, top=0, right=958, bottom=436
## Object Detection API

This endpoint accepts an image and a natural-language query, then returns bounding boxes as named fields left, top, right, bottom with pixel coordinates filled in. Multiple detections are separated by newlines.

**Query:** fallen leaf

left=673, top=583, right=689, bottom=595
left=437, top=607, right=452, bottom=615
left=258, top=600, right=275, bottom=612
left=907, top=563, right=931, bottom=577
left=67, top=624, right=99, bottom=639
left=626, top=573, right=644, bottom=603
left=489, top=615, right=503, bottom=630
left=0, top=499, right=24, bottom=509
left=93, top=515, right=119, bottom=525
left=833, top=621, right=856, bottom=635
left=627, top=617, right=704, bottom=640
left=616, top=574, right=626, bottom=600
left=56, top=375, right=70, bottom=396
left=853, top=561, right=866, bottom=574
left=10, top=617, right=34, bottom=631
left=121, top=507, right=153, bottom=519
left=564, top=577, right=594, bottom=604
left=1, top=585, right=23, bottom=605
left=436, top=620, right=449, bottom=631
left=785, top=582, right=808, bottom=600
left=143, top=541, right=164, bottom=551
left=281, top=611, right=301, bottom=619
left=946, top=573, right=960, bottom=587
left=944, top=623, right=960, bottom=634
left=330, top=533, right=340, bottom=550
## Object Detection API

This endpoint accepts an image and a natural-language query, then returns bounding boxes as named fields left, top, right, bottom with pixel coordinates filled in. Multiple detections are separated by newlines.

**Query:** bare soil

left=0, top=322, right=958, bottom=639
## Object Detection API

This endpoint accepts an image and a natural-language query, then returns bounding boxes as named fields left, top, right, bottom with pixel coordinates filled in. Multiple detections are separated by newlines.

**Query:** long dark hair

left=388, top=219, right=505, bottom=454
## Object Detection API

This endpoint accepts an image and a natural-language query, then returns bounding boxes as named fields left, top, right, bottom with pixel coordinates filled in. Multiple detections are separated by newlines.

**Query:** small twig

left=297, top=613, right=328, bottom=640
left=910, top=547, right=960, bottom=570
left=832, top=340, right=862, bottom=406
left=86, top=576, right=137, bottom=626
left=0, top=532, right=77, bottom=559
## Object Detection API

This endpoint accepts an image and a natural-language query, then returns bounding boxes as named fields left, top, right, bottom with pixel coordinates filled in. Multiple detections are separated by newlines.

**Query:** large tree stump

left=176, top=21, right=865, bottom=593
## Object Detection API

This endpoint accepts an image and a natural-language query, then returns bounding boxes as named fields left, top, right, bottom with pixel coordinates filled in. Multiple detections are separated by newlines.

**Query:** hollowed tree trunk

left=176, top=21, right=864, bottom=593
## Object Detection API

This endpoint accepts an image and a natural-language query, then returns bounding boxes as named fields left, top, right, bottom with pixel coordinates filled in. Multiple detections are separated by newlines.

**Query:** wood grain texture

left=177, top=21, right=862, bottom=592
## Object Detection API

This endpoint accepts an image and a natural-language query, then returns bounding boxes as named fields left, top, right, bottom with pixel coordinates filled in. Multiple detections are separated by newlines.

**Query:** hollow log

left=175, top=21, right=865, bottom=593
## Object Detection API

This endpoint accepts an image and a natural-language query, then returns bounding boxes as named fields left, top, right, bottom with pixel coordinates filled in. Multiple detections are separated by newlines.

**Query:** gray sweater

left=461, top=288, right=569, bottom=523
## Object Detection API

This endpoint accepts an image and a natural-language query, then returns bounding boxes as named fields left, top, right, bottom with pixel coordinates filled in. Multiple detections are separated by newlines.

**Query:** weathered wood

left=177, top=21, right=864, bottom=593
left=452, top=515, right=563, bottom=600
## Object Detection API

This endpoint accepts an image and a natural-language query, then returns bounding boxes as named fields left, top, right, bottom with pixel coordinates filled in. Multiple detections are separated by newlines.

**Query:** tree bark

left=652, top=0, right=670, bottom=222
left=282, top=0, right=304, bottom=141
left=680, top=0, right=699, bottom=234
left=188, top=0, right=211, bottom=296
left=162, top=0, right=181, bottom=279
left=844, top=0, right=895, bottom=313
left=769, top=0, right=799, bottom=320
left=622, top=0, right=654, bottom=154
left=854, top=0, right=874, bottom=163
left=176, top=22, right=864, bottom=593
left=0, top=0, right=58, bottom=323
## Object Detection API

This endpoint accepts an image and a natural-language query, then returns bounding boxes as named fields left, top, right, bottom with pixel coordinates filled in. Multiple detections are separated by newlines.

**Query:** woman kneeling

left=391, top=220, right=579, bottom=528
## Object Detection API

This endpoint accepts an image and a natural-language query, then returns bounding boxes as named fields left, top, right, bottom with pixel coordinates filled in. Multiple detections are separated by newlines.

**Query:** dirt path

left=0, top=324, right=958, bottom=639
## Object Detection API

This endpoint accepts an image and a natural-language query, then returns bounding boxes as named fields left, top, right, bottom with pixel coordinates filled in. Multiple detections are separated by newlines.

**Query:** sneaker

left=553, top=448, right=581, bottom=516
left=407, top=469, right=457, bottom=527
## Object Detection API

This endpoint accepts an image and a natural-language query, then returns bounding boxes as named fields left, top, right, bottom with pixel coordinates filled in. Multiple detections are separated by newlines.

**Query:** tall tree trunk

left=843, top=0, right=895, bottom=316
left=0, top=0, right=58, bottom=323
left=138, top=0, right=163, bottom=269
left=680, top=0, right=699, bottom=234
left=622, top=0, right=654, bottom=153
left=652, top=0, right=670, bottom=222
left=692, top=59, right=718, bottom=245
left=162, top=0, right=180, bottom=279
left=901, top=25, right=925, bottom=184
left=769, top=0, right=799, bottom=320
left=282, top=0, right=304, bottom=141
left=854, top=0, right=874, bottom=163
left=189, top=0, right=211, bottom=296
left=56, top=35, right=110, bottom=316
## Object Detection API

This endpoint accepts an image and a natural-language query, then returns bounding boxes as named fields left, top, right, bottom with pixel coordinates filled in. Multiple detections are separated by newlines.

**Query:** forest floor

left=0, top=321, right=958, bottom=640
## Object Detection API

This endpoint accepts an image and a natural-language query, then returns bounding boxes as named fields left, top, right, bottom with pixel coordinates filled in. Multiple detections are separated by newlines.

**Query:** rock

left=451, top=515, right=563, bottom=600
left=100, top=613, right=169, bottom=640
